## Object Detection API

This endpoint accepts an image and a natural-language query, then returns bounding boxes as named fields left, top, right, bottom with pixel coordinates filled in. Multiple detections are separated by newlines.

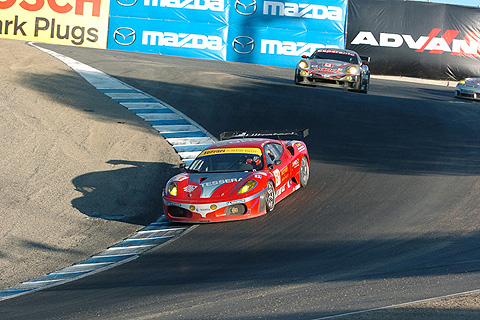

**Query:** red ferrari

left=163, top=130, right=310, bottom=223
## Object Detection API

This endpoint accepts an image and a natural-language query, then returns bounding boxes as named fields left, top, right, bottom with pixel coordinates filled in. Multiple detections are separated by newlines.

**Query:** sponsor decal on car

left=198, top=148, right=262, bottom=157
left=310, top=67, right=342, bottom=74
left=275, top=183, right=286, bottom=197
left=227, top=199, right=246, bottom=205
left=272, top=169, right=281, bottom=187
left=200, top=178, right=242, bottom=187
left=316, top=49, right=355, bottom=56
left=292, top=158, right=300, bottom=168
left=183, top=185, right=198, bottom=193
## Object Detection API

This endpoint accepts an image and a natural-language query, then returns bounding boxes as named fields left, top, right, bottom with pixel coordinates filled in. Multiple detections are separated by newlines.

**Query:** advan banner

left=347, top=0, right=480, bottom=80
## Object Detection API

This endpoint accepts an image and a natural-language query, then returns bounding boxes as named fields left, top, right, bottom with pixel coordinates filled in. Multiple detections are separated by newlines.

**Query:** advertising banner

left=108, top=0, right=347, bottom=68
left=109, top=0, right=227, bottom=24
left=226, top=25, right=344, bottom=65
left=227, top=0, right=347, bottom=67
left=228, top=0, right=346, bottom=33
left=0, top=0, right=110, bottom=48
left=347, top=0, right=480, bottom=80
left=108, top=17, right=227, bottom=60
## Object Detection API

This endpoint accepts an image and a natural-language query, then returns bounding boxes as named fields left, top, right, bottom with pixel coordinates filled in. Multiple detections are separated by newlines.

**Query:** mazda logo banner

left=107, top=17, right=228, bottom=61
left=107, top=0, right=347, bottom=68
left=225, top=24, right=344, bottom=65
left=346, top=0, right=480, bottom=80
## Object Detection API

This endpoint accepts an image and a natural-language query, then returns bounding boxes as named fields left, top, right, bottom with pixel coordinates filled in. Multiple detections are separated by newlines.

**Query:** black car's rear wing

left=220, top=129, right=309, bottom=141
left=360, top=56, right=371, bottom=63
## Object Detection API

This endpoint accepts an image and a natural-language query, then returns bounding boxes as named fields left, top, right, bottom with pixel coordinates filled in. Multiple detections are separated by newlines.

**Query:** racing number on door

left=273, top=169, right=281, bottom=187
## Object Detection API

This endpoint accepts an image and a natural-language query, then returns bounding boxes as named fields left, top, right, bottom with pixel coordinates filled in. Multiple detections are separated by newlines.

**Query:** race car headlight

left=346, top=66, right=358, bottom=74
left=298, top=61, right=309, bottom=69
left=458, top=79, right=466, bottom=85
left=238, top=180, right=257, bottom=194
left=167, top=183, right=178, bottom=196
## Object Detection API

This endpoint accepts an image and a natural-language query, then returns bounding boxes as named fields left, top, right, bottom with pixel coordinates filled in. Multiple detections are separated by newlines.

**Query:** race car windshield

left=187, top=153, right=264, bottom=173
left=311, top=52, right=359, bottom=64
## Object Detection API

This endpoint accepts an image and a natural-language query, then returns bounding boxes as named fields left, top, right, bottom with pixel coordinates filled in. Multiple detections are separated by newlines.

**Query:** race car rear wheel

left=300, top=156, right=309, bottom=187
left=266, top=180, right=275, bottom=212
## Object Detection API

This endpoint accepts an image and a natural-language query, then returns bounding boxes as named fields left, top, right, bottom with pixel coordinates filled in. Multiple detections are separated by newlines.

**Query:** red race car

left=163, top=129, right=310, bottom=223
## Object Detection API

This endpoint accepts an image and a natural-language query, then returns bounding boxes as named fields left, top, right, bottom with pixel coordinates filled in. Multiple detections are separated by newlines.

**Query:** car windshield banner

left=347, top=0, right=480, bottom=80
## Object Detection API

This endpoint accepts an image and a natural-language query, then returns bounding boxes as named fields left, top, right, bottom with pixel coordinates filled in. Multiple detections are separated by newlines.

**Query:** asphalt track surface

left=2, top=43, right=480, bottom=319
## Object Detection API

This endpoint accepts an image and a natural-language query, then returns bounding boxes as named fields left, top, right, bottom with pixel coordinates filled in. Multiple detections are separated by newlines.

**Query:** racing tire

left=352, top=76, right=362, bottom=92
left=359, top=82, right=369, bottom=94
left=266, top=180, right=276, bottom=212
left=359, top=76, right=369, bottom=94
left=299, top=156, right=309, bottom=187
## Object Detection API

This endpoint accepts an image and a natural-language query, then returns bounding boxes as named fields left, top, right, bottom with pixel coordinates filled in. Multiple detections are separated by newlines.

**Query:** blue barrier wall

left=107, top=0, right=347, bottom=67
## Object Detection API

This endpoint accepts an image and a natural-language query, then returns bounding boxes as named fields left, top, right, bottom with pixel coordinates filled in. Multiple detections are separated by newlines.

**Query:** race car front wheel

left=300, top=156, right=309, bottom=187
left=266, top=180, right=275, bottom=212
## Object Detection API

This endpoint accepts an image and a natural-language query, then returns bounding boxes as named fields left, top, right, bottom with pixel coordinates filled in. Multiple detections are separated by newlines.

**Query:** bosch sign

left=0, top=0, right=102, bottom=16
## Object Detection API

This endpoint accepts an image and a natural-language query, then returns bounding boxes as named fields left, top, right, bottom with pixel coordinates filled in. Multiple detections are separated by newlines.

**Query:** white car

left=455, top=78, right=480, bottom=101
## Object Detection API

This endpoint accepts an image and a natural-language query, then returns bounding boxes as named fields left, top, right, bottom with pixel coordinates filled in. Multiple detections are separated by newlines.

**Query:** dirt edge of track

left=0, top=38, right=181, bottom=290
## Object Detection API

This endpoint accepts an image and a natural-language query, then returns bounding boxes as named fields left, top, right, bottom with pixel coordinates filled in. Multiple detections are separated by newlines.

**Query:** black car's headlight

left=346, top=66, right=358, bottom=74
left=298, top=60, right=309, bottom=69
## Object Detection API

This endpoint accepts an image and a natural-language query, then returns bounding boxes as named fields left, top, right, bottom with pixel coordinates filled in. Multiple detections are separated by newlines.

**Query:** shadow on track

left=110, top=73, right=480, bottom=176
left=72, top=160, right=180, bottom=225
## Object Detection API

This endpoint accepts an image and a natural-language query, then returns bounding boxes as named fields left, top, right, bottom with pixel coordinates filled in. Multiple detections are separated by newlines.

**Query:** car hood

left=167, top=171, right=260, bottom=200
left=307, top=59, right=357, bottom=75
left=463, top=78, right=480, bottom=87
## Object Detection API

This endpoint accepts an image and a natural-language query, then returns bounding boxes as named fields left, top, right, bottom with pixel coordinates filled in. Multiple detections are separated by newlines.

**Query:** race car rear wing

left=220, top=129, right=309, bottom=141
left=360, top=56, right=371, bottom=63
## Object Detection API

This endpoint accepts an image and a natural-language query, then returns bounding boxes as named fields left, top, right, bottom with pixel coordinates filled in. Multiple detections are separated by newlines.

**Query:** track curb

left=0, top=43, right=216, bottom=301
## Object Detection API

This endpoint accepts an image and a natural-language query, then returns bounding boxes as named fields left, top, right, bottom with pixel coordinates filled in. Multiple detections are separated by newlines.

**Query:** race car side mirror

left=268, top=160, right=282, bottom=170
left=301, top=55, right=308, bottom=59
left=179, top=163, right=186, bottom=170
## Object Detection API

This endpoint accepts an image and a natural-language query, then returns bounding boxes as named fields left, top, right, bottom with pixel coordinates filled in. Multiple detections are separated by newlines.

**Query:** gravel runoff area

left=1, top=38, right=479, bottom=318
left=0, top=39, right=181, bottom=290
